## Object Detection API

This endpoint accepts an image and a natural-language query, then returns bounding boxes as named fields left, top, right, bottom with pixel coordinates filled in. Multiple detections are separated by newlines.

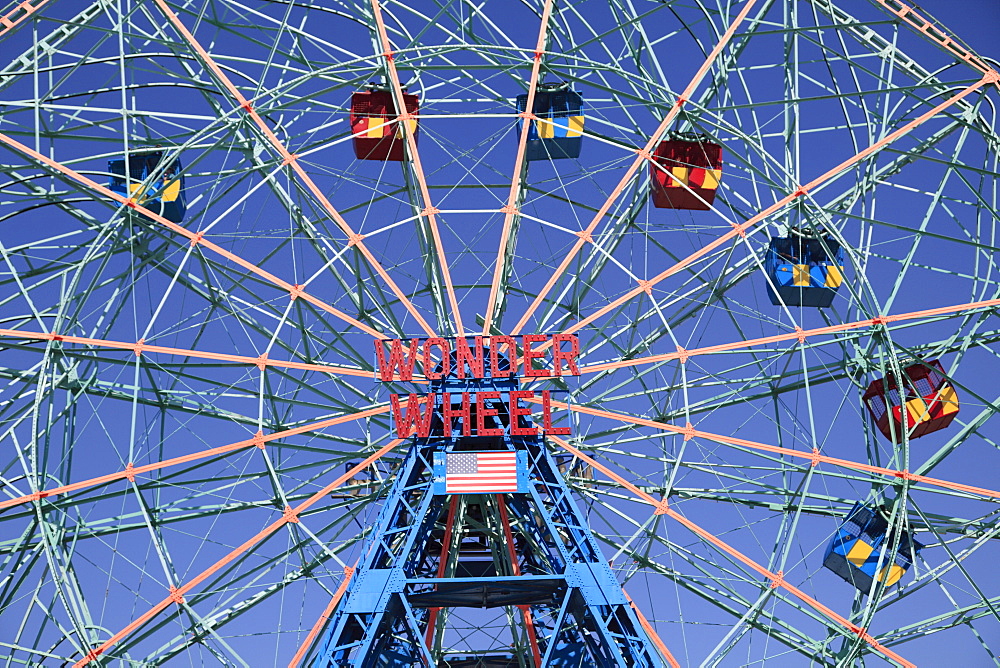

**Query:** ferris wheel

left=1, top=0, right=999, bottom=665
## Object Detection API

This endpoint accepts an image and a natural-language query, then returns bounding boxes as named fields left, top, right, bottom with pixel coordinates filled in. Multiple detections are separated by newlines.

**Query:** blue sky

left=0, top=1, right=999, bottom=665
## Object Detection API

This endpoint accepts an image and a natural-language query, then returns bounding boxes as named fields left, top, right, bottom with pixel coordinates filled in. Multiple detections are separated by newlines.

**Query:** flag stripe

left=447, top=475, right=518, bottom=479
left=444, top=451, right=519, bottom=494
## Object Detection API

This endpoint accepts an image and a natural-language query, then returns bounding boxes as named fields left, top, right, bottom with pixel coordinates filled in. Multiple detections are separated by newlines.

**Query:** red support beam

left=423, top=497, right=458, bottom=648
left=497, top=495, right=542, bottom=667
left=622, top=588, right=681, bottom=668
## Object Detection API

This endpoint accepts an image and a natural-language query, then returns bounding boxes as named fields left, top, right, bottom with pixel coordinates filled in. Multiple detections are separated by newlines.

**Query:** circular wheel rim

left=0, top=1, right=998, bottom=665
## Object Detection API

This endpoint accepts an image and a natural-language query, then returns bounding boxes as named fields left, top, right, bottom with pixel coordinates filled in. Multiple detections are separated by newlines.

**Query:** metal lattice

left=0, top=0, right=998, bottom=666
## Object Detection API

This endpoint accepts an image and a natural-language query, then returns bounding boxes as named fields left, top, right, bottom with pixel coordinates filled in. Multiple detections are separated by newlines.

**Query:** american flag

left=445, top=452, right=518, bottom=494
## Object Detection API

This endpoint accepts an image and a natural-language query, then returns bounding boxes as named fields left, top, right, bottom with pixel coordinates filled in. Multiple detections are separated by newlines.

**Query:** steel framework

left=0, top=0, right=998, bottom=666
left=312, top=361, right=664, bottom=666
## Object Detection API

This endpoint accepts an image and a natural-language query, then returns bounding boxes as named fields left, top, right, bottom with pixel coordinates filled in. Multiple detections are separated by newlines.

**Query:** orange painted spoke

left=74, top=438, right=405, bottom=666
left=548, top=434, right=667, bottom=510
left=510, top=0, right=761, bottom=335
left=287, top=563, right=357, bottom=668
left=622, top=589, right=681, bottom=668
left=369, top=0, right=464, bottom=335
left=0, top=327, right=382, bottom=379
left=874, top=0, right=997, bottom=77
left=580, top=297, right=1000, bottom=374
left=482, top=0, right=556, bottom=336
left=549, top=436, right=915, bottom=668
left=0, top=131, right=382, bottom=339
left=542, top=399, right=1000, bottom=501
left=1, top=406, right=390, bottom=510
left=151, top=0, right=436, bottom=337
left=554, top=74, right=994, bottom=339
left=0, top=0, right=52, bottom=37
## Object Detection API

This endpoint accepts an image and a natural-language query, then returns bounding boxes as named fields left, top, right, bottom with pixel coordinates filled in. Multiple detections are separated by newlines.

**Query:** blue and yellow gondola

left=108, top=150, right=186, bottom=223
left=764, top=228, right=845, bottom=307
left=824, top=503, right=922, bottom=593
left=516, top=83, right=584, bottom=161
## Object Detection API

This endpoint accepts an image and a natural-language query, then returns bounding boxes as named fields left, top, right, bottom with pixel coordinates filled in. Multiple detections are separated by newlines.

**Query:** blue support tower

left=310, top=340, right=665, bottom=667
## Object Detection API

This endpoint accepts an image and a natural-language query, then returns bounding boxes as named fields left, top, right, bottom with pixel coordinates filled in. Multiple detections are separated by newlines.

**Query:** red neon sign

left=374, top=334, right=580, bottom=381
left=377, top=334, right=579, bottom=439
